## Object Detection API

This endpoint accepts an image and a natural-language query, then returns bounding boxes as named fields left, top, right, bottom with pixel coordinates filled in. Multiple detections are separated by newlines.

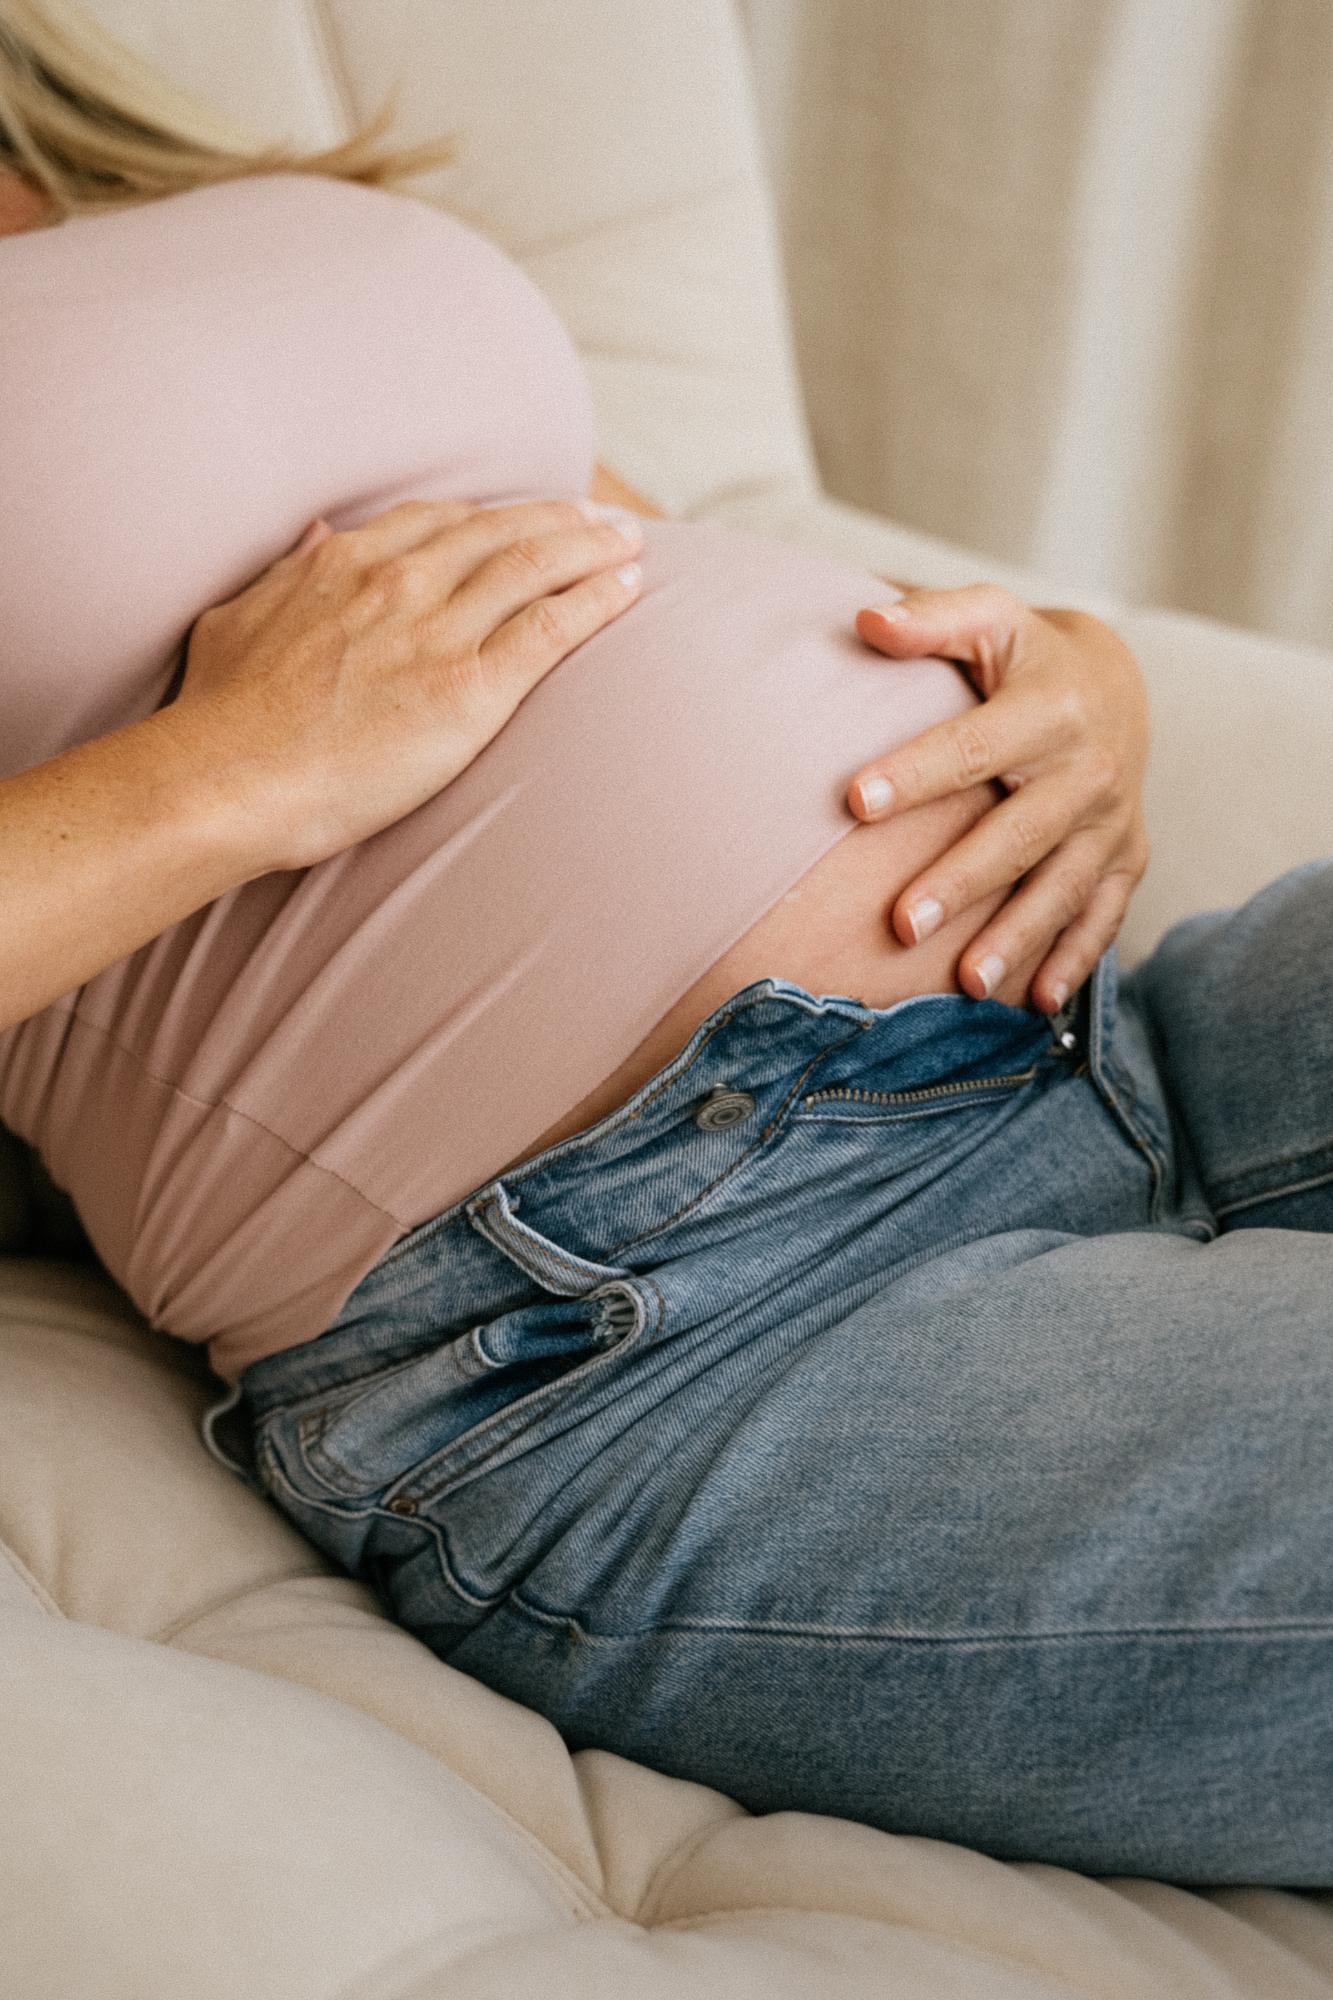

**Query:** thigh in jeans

left=448, top=1223, right=1333, bottom=1886
left=1123, top=858, right=1333, bottom=1231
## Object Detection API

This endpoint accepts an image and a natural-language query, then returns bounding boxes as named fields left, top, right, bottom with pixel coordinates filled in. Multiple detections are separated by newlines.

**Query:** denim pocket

left=274, top=1278, right=647, bottom=1504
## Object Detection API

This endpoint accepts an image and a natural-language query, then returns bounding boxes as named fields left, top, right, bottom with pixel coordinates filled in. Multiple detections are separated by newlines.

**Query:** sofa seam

left=180, top=1630, right=615, bottom=1925
left=0, top=1535, right=65, bottom=1618
left=637, top=1812, right=748, bottom=1929
left=152, top=1564, right=333, bottom=1648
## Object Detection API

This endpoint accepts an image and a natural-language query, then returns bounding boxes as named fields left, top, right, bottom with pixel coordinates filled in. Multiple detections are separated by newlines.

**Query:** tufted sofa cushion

left=6, top=1262, right=1333, bottom=2000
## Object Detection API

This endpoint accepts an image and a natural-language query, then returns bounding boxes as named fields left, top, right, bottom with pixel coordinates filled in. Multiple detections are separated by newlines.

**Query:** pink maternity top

left=0, top=172, right=977, bottom=1385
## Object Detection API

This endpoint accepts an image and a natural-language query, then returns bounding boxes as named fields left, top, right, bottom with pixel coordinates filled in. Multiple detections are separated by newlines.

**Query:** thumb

left=855, top=582, right=1027, bottom=696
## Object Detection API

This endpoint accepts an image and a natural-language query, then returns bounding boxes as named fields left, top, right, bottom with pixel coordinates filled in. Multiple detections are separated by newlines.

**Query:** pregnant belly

left=497, top=775, right=1014, bottom=1173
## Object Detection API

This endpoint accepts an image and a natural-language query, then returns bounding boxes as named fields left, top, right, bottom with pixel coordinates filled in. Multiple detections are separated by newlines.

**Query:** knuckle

left=1051, top=683, right=1090, bottom=737
left=348, top=564, right=393, bottom=613
left=527, top=592, right=567, bottom=646
left=502, top=535, right=558, bottom=585
left=378, top=551, right=420, bottom=589
left=1052, top=874, right=1090, bottom=930
left=950, top=718, right=993, bottom=785
left=1005, top=805, right=1048, bottom=875
left=447, top=646, right=498, bottom=724
left=368, top=552, right=428, bottom=607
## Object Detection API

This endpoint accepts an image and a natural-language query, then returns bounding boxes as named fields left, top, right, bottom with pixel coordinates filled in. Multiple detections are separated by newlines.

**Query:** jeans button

left=694, top=1085, right=757, bottom=1131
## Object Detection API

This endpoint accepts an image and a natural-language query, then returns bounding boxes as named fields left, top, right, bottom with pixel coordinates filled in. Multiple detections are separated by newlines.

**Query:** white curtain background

left=739, top=0, right=1333, bottom=650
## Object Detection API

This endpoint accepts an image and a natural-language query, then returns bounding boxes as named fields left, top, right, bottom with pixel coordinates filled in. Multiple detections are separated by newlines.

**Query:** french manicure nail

left=857, top=775, right=894, bottom=814
left=908, top=897, right=944, bottom=943
left=976, top=953, right=1007, bottom=996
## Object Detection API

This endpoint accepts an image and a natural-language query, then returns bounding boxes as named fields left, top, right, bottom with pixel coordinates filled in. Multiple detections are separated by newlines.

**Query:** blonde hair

left=0, top=0, right=461, bottom=227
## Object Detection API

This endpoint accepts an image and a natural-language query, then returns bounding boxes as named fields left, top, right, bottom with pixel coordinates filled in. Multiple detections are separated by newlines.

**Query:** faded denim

left=202, top=857, right=1333, bottom=1886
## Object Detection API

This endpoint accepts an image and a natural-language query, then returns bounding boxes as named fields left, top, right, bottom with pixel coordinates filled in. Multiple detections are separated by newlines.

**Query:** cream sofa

left=4, top=4, right=1333, bottom=1995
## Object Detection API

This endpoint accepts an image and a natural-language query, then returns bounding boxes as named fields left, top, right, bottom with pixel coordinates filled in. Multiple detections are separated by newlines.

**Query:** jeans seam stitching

left=507, top=1591, right=1333, bottom=1646
left=1214, top=1154, right=1333, bottom=1217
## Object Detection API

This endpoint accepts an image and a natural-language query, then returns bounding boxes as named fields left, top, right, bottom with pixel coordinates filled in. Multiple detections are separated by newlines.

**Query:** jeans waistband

left=233, top=961, right=1103, bottom=1429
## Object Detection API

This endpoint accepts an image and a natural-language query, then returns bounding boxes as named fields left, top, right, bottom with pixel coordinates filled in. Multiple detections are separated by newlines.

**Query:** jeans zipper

left=803, top=1062, right=1042, bottom=1108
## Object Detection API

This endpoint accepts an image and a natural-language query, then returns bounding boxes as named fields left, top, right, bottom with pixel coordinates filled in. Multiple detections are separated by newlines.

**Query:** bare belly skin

left=497, top=775, right=1022, bottom=1174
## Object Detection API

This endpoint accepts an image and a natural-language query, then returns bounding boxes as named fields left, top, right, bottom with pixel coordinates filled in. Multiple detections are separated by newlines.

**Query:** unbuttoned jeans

left=202, top=857, right=1333, bottom=1886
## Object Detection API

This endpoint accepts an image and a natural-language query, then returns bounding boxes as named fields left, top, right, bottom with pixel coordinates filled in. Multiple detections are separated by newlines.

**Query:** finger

left=854, top=582, right=1028, bottom=695
left=195, top=515, right=335, bottom=622
left=948, top=836, right=1120, bottom=1005
left=334, top=494, right=624, bottom=572
left=1026, top=871, right=1138, bottom=1015
left=446, top=512, right=643, bottom=646
left=477, top=554, right=644, bottom=699
left=847, top=675, right=1080, bottom=819
left=323, top=495, right=476, bottom=559
left=884, top=777, right=1088, bottom=948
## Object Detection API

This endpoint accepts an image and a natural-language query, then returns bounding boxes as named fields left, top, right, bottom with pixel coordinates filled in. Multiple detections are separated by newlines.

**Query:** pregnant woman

left=3, top=1, right=1332, bottom=1887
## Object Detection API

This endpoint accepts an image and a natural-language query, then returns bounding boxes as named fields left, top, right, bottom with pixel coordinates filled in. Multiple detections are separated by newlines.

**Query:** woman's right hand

left=173, top=496, right=644, bottom=871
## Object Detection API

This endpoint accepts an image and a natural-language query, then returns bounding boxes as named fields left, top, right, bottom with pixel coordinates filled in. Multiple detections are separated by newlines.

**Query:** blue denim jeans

left=202, top=858, right=1333, bottom=1886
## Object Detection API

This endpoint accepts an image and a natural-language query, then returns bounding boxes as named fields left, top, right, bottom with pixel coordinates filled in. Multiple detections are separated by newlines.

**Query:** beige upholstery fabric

left=2, top=3, right=1332, bottom=1993
left=742, top=0, right=1333, bottom=659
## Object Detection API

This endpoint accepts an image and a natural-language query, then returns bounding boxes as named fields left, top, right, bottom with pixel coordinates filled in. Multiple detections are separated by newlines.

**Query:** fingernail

left=908, top=896, right=944, bottom=943
left=580, top=499, right=642, bottom=541
left=615, top=561, right=642, bottom=588
left=1049, top=979, right=1070, bottom=1011
left=976, top=953, right=1007, bottom=996
left=873, top=602, right=912, bottom=621
left=856, top=775, right=894, bottom=814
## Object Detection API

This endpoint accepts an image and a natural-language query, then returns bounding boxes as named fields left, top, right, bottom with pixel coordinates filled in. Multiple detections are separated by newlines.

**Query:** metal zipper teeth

left=804, top=1062, right=1041, bottom=1108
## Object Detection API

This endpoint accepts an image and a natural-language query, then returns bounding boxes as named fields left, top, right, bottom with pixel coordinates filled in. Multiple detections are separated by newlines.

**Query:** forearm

left=0, top=707, right=279, bottom=1032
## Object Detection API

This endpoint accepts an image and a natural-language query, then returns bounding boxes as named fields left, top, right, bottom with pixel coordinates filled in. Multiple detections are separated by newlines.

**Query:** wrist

left=137, top=702, right=296, bottom=887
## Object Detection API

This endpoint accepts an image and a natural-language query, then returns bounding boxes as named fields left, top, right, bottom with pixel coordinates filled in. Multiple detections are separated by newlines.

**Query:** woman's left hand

left=847, top=582, right=1152, bottom=1015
